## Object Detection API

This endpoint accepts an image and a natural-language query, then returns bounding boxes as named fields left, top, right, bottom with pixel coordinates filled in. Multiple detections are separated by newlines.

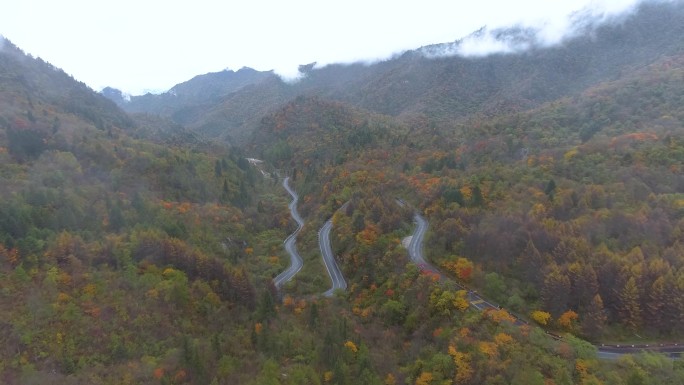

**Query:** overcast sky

left=1, top=0, right=650, bottom=95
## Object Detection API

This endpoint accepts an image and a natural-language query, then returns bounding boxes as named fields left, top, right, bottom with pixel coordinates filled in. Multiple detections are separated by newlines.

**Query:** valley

left=1, top=1, right=684, bottom=384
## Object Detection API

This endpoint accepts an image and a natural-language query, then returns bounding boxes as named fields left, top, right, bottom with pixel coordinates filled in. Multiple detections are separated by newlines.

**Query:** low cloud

left=423, top=27, right=537, bottom=58
left=422, top=0, right=648, bottom=58
left=274, top=58, right=388, bottom=84
left=273, top=65, right=307, bottom=84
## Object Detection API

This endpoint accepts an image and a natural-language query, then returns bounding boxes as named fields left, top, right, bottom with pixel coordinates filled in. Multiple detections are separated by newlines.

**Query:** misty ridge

left=420, top=0, right=641, bottom=58
left=100, top=0, right=684, bottom=147
left=102, top=0, right=650, bottom=99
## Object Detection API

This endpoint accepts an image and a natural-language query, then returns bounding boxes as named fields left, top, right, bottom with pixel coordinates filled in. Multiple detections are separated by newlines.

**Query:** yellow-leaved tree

left=531, top=310, right=552, bottom=325
left=415, top=371, right=433, bottom=385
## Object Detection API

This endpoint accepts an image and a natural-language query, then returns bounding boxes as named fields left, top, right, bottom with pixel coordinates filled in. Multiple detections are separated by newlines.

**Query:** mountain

left=3, top=2, right=684, bottom=384
left=112, top=1, right=684, bottom=146
left=100, top=86, right=128, bottom=105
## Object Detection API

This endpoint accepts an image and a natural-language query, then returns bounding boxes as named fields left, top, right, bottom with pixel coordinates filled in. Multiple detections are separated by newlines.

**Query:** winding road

left=319, top=216, right=347, bottom=297
left=273, top=176, right=347, bottom=297
left=273, top=177, right=304, bottom=289
left=406, top=212, right=683, bottom=359
left=407, top=213, right=517, bottom=316
left=407, top=214, right=443, bottom=279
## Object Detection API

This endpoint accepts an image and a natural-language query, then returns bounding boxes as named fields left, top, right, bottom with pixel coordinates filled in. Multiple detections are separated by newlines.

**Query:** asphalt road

left=408, top=213, right=509, bottom=314
left=407, top=213, right=442, bottom=277
left=596, top=343, right=683, bottom=359
left=273, top=177, right=304, bottom=289
left=319, top=218, right=347, bottom=297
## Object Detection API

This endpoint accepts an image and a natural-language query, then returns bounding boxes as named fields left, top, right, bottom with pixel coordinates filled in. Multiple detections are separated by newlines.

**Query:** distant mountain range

left=108, top=67, right=273, bottom=117
left=102, top=1, right=684, bottom=145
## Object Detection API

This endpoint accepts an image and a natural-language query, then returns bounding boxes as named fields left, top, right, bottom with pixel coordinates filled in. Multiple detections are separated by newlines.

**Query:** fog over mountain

left=1, top=0, right=662, bottom=94
left=426, top=1, right=643, bottom=58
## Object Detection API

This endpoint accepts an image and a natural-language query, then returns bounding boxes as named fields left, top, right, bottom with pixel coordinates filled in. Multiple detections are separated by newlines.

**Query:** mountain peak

left=100, top=86, right=129, bottom=105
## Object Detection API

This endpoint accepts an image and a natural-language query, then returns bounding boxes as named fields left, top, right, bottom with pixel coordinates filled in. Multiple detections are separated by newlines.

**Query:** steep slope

left=0, top=40, right=135, bottom=132
left=298, top=0, right=684, bottom=123
left=357, top=0, right=684, bottom=120
left=0, top=38, right=276, bottom=384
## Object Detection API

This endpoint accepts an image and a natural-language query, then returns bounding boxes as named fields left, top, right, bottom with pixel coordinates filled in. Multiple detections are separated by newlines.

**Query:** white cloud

left=423, top=0, right=646, bottom=58
left=273, top=66, right=306, bottom=84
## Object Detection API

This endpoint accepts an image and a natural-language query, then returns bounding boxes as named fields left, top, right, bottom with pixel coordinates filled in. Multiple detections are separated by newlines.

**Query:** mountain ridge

left=103, top=1, right=684, bottom=146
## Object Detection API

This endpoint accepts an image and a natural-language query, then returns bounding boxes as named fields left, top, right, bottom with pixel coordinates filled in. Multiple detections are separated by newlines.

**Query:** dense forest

left=1, top=1, right=684, bottom=384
